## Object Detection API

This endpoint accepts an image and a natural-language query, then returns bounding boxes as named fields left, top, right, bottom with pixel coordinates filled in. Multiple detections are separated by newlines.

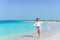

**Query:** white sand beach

left=45, top=33, right=60, bottom=40
left=0, top=22, right=60, bottom=40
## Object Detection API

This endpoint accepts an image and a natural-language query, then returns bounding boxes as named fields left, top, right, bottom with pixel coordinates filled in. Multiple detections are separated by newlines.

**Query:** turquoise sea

left=0, top=20, right=48, bottom=37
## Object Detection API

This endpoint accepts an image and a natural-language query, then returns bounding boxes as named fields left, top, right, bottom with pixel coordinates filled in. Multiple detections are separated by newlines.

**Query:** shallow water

left=0, top=20, right=48, bottom=37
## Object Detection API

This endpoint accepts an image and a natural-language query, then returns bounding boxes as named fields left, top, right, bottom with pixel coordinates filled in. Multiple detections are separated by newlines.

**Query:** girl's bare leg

left=38, top=29, right=40, bottom=38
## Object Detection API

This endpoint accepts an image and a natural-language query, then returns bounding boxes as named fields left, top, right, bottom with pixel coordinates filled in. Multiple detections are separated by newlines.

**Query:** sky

left=0, top=0, right=60, bottom=20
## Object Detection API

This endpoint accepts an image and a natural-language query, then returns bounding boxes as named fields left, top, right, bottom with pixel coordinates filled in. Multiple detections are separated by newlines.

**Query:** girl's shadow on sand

left=21, top=35, right=38, bottom=38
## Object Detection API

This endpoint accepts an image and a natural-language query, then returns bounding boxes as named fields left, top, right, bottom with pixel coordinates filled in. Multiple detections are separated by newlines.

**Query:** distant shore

left=0, top=20, right=60, bottom=22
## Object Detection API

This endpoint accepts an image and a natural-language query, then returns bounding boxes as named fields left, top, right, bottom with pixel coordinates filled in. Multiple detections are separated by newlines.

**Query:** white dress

left=33, top=21, right=43, bottom=29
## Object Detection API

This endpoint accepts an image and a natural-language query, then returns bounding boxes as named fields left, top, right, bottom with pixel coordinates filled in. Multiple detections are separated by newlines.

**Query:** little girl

left=33, top=18, right=42, bottom=39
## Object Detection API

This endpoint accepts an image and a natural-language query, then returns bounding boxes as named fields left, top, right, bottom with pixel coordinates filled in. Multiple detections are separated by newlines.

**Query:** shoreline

left=0, top=22, right=60, bottom=40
